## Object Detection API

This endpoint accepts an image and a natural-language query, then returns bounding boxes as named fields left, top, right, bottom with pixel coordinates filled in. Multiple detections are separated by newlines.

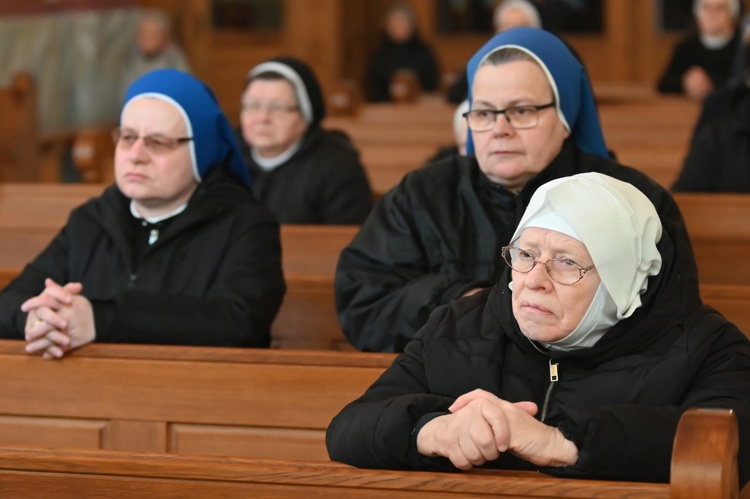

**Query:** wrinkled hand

left=682, top=66, right=713, bottom=100
left=416, top=389, right=577, bottom=470
left=22, top=279, right=95, bottom=359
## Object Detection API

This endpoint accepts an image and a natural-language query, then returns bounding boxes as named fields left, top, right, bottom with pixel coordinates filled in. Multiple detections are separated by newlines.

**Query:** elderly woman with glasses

left=236, top=57, right=373, bottom=224
left=335, top=27, right=695, bottom=353
left=327, top=172, right=750, bottom=487
left=0, top=69, right=286, bottom=358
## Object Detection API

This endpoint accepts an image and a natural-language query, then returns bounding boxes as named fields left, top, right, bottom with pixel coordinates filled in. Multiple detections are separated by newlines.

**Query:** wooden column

left=283, top=0, right=346, bottom=98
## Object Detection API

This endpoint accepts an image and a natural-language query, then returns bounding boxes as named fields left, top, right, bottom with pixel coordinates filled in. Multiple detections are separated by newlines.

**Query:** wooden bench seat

left=0, top=407, right=742, bottom=498
left=0, top=341, right=393, bottom=458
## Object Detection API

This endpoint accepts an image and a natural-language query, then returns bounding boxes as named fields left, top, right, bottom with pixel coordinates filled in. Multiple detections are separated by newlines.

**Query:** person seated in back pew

left=447, top=0, right=544, bottom=104
left=327, top=172, right=750, bottom=487
left=673, top=46, right=750, bottom=192
left=657, top=0, right=741, bottom=100
left=366, top=2, right=440, bottom=103
left=334, top=27, right=697, bottom=352
left=236, top=57, right=374, bottom=224
left=0, top=69, right=286, bottom=358
left=120, top=9, right=191, bottom=101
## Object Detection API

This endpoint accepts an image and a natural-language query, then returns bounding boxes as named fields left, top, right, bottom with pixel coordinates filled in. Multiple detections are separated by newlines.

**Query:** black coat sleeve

left=334, top=183, right=493, bottom=352
left=314, top=133, right=374, bottom=224
left=0, top=227, right=73, bottom=338
left=657, top=40, right=692, bottom=94
left=672, top=118, right=724, bottom=192
left=326, top=304, right=456, bottom=470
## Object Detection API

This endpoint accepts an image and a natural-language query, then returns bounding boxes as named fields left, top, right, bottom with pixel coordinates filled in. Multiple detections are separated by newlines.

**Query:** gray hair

left=479, top=46, right=536, bottom=68
left=693, top=0, right=741, bottom=20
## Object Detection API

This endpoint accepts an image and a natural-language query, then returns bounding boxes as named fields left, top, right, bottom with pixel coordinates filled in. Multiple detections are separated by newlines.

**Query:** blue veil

left=465, top=27, right=607, bottom=158
left=123, top=69, right=253, bottom=187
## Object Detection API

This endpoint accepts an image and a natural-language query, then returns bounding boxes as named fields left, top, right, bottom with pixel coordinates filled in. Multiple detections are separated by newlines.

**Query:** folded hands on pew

left=416, top=389, right=578, bottom=470
left=21, top=278, right=95, bottom=360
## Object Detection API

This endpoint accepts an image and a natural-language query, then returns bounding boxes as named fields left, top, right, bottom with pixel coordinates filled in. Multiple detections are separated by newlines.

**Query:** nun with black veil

left=327, top=171, right=750, bottom=487
left=237, top=57, right=373, bottom=224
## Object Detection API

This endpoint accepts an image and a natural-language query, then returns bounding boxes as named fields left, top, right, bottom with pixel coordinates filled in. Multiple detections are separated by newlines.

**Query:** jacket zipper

left=527, top=338, right=559, bottom=423
left=540, top=359, right=559, bottom=423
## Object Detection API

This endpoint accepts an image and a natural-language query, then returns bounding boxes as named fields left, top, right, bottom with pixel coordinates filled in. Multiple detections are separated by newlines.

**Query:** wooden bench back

left=674, top=193, right=750, bottom=286
left=0, top=407, right=741, bottom=498
left=0, top=341, right=393, bottom=458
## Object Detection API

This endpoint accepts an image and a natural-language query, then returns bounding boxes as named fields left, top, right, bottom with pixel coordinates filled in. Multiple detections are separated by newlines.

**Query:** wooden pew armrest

left=671, top=408, right=740, bottom=499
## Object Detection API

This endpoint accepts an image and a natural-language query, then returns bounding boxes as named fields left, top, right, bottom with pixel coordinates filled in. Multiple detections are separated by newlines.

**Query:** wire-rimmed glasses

left=501, top=245, right=595, bottom=285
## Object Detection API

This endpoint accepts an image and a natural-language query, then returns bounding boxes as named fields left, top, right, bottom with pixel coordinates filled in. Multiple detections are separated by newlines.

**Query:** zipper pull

left=549, top=359, right=559, bottom=382
left=148, top=228, right=159, bottom=245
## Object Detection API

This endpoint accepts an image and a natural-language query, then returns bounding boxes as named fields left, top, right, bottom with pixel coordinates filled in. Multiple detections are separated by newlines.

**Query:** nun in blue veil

left=0, top=69, right=286, bottom=356
left=334, top=27, right=698, bottom=354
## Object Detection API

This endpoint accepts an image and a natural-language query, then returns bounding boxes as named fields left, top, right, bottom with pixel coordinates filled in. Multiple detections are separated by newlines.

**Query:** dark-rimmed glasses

left=501, top=245, right=595, bottom=285
left=112, top=128, right=193, bottom=155
left=463, top=102, right=555, bottom=131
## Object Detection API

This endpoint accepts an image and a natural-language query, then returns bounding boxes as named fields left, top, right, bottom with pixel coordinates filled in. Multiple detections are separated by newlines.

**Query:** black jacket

left=657, top=32, right=739, bottom=94
left=327, top=201, right=750, bottom=486
left=239, top=127, right=374, bottom=224
left=673, top=86, right=750, bottom=192
left=335, top=141, right=696, bottom=352
left=0, top=168, right=286, bottom=347
left=366, top=35, right=440, bottom=102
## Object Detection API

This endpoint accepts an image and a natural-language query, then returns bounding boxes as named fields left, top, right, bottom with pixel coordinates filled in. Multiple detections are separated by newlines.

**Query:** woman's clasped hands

left=21, top=278, right=95, bottom=360
left=416, top=389, right=578, bottom=470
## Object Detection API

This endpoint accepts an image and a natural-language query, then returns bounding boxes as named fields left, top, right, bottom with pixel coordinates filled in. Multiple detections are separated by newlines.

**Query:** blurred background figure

left=493, top=0, right=543, bottom=32
left=366, top=2, right=440, bottom=102
left=672, top=46, right=750, bottom=192
left=237, top=57, right=373, bottom=224
left=121, top=9, right=191, bottom=99
left=447, top=0, right=544, bottom=104
left=657, top=0, right=741, bottom=100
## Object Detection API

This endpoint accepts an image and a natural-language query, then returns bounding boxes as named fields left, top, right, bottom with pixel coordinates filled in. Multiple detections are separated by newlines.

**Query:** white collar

left=130, top=201, right=188, bottom=223
left=251, top=140, right=302, bottom=171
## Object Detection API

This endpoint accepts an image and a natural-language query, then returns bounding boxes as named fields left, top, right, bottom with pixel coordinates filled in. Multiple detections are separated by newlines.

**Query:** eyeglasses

left=463, top=102, right=555, bottom=132
left=501, top=245, right=595, bottom=285
left=241, top=101, right=300, bottom=117
left=112, top=128, right=193, bottom=155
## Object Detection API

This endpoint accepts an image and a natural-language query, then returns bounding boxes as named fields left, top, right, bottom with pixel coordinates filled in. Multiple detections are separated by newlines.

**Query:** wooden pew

left=271, top=275, right=350, bottom=350
left=598, top=94, right=698, bottom=190
left=0, top=341, right=393, bottom=458
left=0, top=408, right=742, bottom=498
left=674, top=193, right=750, bottom=286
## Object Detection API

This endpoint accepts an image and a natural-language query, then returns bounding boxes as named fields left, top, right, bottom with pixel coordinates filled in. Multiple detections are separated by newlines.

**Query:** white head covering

left=509, top=172, right=663, bottom=350
left=453, top=100, right=470, bottom=155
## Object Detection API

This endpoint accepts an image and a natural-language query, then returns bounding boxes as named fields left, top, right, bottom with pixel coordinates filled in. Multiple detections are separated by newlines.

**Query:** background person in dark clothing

left=237, top=57, right=373, bottom=224
left=0, top=69, right=285, bottom=358
left=673, top=42, right=750, bottom=192
left=327, top=172, right=750, bottom=488
left=657, top=0, right=741, bottom=100
left=366, top=2, right=440, bottom=102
